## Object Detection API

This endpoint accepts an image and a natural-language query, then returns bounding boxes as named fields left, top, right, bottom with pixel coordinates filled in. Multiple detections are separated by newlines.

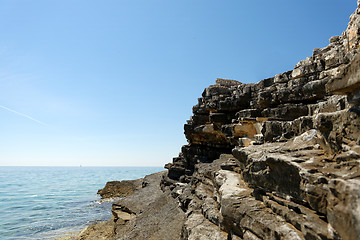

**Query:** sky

left=0, top=0, right=356, bottom=166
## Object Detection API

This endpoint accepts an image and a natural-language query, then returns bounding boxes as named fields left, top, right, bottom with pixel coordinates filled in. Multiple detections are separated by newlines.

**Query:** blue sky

left=0, top=0, right=356, bottom=166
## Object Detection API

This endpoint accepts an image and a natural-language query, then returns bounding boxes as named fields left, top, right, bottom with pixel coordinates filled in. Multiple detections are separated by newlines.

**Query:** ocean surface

left=0, top=166, right=164, bottom=240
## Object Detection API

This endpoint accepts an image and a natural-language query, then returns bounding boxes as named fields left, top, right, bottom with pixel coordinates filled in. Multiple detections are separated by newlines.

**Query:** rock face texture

left=163, top=2, right=360, bottom=239
left=75, top=2, right=360, bottom=240
left=74, top=172, right=186, bottom=240
left=97, top=179, right=142, bottom=199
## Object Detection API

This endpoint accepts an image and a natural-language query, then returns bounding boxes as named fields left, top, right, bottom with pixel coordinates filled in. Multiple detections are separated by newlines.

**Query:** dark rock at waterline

left=97, top=180, right=141, bottom=199
left=96, top=171, right=171, bottom=200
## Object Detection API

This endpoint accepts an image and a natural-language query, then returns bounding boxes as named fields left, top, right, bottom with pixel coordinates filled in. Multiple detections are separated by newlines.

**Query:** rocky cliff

left=74, top=2, right=360, bottom=240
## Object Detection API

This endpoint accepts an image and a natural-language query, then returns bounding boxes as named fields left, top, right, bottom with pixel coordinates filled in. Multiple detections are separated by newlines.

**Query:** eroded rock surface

left=162, top=2, right=360, bottom=239
left=97, top=179, right=142, bottom=199
left=75, top=2, right=360, bottom=240
left=74, top=171, right=186, bottom=240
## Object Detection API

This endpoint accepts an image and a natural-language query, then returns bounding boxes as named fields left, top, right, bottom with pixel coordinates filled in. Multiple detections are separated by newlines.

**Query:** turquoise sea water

left=0, top=166, right=163, bottom=240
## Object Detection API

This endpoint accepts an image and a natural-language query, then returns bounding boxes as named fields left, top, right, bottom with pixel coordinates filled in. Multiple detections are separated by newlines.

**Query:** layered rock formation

left=74, top=2, right=360, bottom=240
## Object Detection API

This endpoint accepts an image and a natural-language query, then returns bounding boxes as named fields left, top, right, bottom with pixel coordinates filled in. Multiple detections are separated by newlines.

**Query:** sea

left=0, top=166, right=164, bottom=240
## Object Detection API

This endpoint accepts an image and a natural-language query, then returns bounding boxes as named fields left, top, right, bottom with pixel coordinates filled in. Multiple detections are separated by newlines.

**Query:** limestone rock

left=97, top=179, right=142, bottom=199
left=74, top=171, right=185, bottom=240
left=163, top=2, right=360, bottom=239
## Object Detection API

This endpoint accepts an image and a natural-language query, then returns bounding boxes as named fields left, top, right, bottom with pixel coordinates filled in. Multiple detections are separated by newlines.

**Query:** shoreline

left=54, top=171, right=167, bottom=240
left=0, top=166, right=164, bottom=240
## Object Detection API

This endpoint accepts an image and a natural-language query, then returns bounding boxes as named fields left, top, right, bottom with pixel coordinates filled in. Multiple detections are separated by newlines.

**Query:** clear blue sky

left=0, top=0, right=356, bottom=166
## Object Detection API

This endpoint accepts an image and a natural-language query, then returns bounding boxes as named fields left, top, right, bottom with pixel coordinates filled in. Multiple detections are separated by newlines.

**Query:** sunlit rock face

left=162, top=2, right=360, bottom=239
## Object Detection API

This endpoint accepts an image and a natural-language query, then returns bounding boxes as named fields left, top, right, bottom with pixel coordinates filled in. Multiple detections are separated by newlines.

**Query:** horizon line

left=0, top=165, right=165, bottom=168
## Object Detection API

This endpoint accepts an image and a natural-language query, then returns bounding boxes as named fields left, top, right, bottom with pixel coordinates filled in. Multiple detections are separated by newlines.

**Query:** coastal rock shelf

left=74, top=2, right=360, bottom=240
